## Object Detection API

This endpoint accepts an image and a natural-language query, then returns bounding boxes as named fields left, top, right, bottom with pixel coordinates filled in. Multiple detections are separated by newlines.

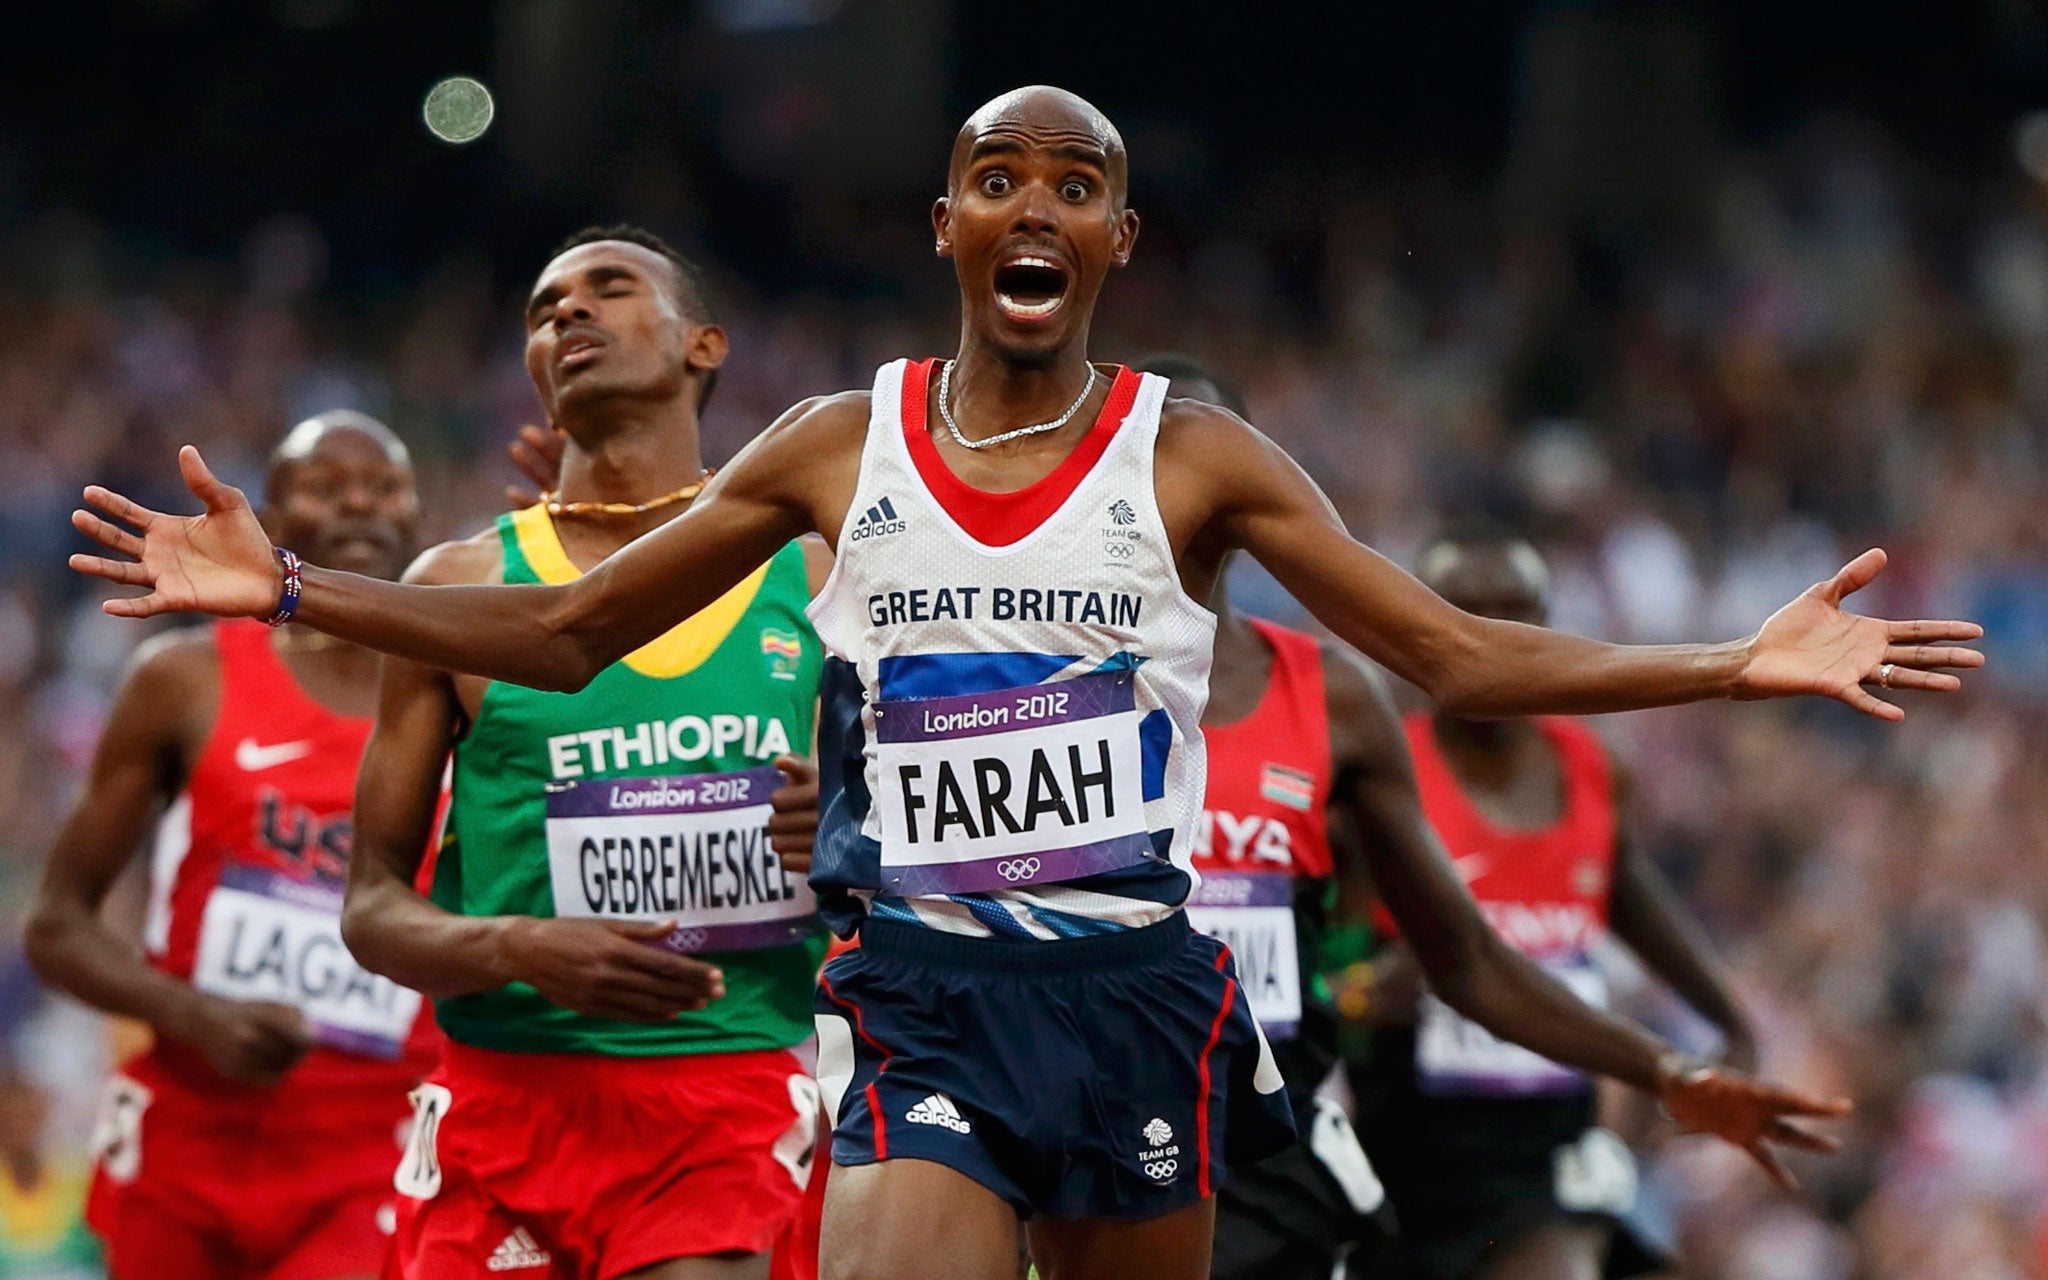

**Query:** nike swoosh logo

left=234, top=738, right=314, bottom=771
left=1452, top=854, right=1490, bottom=883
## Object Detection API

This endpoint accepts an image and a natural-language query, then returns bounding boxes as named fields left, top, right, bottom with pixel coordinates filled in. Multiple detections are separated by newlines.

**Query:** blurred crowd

left=1, top=114, right=2045, bottom=1279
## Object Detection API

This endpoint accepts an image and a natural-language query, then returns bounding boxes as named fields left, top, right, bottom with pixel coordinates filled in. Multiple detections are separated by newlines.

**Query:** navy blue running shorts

left=813, top=911, right=1296, bottom=1220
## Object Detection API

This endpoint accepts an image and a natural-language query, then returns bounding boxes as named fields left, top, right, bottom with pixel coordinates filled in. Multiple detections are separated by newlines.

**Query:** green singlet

left=434, top=506, right=826, bottom=1056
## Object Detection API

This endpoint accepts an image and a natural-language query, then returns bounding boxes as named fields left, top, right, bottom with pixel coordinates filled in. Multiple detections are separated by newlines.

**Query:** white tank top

left=807, top=358, right=1216, bottom=939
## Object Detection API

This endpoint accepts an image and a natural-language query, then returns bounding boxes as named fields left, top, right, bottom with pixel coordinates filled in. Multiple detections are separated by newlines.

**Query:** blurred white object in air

left=423, top=76, right=494, bottom=144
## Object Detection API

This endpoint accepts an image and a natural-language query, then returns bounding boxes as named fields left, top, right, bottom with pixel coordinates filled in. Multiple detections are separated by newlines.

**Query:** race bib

left=1185, top=872, right=1302, bottom=1040
left=1416, top=959, right=1605, bottom=1097
left=873, top=670, right=1152, bottom=895
left=544, top=765, right=817, bottom=952
left=191, top=865, right=422, bottom=1060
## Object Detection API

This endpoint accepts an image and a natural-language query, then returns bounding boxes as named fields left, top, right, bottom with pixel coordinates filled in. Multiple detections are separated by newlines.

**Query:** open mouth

left=993, top=256, right=1070, bottom=322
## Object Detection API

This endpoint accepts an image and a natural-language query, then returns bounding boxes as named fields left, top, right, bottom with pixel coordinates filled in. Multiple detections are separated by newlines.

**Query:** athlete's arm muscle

left=1321, top=648, right=1672, bottom=1090
left=344, top=539, right=731, bottom=1022
left=1159, top=403, right=1980, bottom=720
left=25, top=632, right=312, bottom=1084
left=1604, top=755, right=1757, bottom=1071
left=72, top=394, right=868, bottom=694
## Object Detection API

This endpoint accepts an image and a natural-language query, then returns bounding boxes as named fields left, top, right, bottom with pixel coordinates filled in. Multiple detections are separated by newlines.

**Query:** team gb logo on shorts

left=1139, top=1117, right=1180, bottom=1183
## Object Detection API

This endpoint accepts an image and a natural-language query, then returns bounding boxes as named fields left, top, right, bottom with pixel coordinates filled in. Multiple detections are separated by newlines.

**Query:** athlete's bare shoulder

left=770, top=389, right=872, bottom=441
left=1152, top=396, right=1304, bottom=539
left=728, top=390, right=873, bottom=542
left=129, top=622, right=217, bottom=673
left=125, top=623, right=218, bottom=695
left=404, top=526, right=507, bottom=588
left=1154, top=395, right=1265, bottom=466
left=745, top=391, right=870, bottom=477
left=105, top=625, right=220, bottom=766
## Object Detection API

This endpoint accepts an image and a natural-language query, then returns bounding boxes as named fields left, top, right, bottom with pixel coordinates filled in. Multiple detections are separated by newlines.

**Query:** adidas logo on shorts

left=486, top=1227, right=551, bottom=1271
left=904, top=1093, right=972, bottom=1133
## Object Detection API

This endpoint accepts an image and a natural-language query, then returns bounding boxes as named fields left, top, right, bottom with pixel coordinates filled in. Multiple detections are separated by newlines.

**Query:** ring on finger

left=1877, top=662, right=1895, bottom=688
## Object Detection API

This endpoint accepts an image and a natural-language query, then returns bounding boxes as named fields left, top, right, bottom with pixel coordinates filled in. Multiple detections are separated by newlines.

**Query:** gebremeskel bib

left=1183, top=871, right=1302, bottom=1039
left=807, top=359, right=1217, bottom=941
left=543, top=764, right=816, bottom=951
left=192, top=865, right=422, bottom=1059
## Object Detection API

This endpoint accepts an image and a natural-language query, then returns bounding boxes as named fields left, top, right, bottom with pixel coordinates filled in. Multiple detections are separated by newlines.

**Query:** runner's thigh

left=820, top=1158, right=1018, bottom=1280
left=1026, top=1196, right=1215, bottom=1280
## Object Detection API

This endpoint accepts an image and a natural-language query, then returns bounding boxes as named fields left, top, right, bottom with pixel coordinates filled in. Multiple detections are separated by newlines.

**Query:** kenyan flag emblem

left=1259, top=763, right=1316, bottom=812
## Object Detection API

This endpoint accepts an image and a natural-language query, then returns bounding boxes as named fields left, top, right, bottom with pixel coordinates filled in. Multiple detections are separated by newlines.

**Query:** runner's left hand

left=1657, top=1056, right=1850, bottom=1190
left=503, top=423, right=566, bottom=509
left=769, top=755, right=820, bottom=876
left=1735, top=549, right=1983, bottom=721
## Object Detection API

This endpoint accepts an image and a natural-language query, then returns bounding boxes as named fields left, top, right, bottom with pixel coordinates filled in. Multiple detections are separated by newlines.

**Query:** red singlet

left=140, top=618, right=438, bottom=1095
left=1187, top=618, right=1335, bottom=1040
left=1392, top=713, right=1616, bottom=1096
left=90, top=621, right=438, bottom=1279
left=1194, top=618, right=1335, bottom=879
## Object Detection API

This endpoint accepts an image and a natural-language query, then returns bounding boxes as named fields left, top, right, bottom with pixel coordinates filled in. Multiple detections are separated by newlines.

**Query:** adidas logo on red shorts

left=487, top=1227, right=551, bottom=1271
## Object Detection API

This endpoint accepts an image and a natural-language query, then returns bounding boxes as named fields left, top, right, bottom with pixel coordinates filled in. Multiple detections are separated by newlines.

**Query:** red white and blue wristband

left=266, top=548, right=304, bottom=627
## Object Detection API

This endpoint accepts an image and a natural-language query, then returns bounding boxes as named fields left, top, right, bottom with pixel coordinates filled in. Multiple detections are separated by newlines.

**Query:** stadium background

left=4, top=1, right=2047, bottom=1275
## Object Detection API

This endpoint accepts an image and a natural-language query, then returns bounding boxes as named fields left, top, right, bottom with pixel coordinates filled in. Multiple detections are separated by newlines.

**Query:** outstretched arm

left=1175, top=406, right=1981, bottom=719
left=72, top=395, right=862, bottom=693
left=1321, top=648, right=1841, bottom=1185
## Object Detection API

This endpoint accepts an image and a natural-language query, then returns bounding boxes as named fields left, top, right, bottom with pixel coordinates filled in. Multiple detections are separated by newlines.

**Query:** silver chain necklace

left=938, top=359, right=1098, bottom=451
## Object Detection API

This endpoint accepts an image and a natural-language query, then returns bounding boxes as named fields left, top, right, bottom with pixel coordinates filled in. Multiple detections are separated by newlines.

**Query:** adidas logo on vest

left=486, top=1227, right=551, bottom=1271
left=904, top=1093, right=972, bottom=1133
left=849, top=496, right=906, bottom=542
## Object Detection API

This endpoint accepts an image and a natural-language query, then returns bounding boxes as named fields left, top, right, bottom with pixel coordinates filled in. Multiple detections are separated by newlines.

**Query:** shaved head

left=267, top=409, right=409, bottom=501
left=261, top=409, right=419, bottom=580
left=950, top=86, right=1128, bottom=205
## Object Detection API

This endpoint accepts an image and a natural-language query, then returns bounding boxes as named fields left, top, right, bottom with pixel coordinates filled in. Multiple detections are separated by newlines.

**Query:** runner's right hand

left=72, top=447, right=283, bottom=619
left=768, top=754, right=820, bottom=876
left=170, top=995, right=313, bottom=1087
left=500, top=917, right=726, bottom=1022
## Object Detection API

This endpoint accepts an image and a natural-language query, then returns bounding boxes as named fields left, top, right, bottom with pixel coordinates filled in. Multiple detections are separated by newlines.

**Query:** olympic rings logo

left=1103, top=542, right=1135, bottom=559
left=667, top=927, right=709, bottom=951
left=1143, top=1159, right=1178, bottom=1181
left=997, top=858, right=1043, bottom=882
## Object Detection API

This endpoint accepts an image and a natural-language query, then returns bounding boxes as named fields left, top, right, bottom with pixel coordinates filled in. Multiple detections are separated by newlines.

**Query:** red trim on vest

left=899, top=358, right=1140, bottom=548
left=1196, top=619, right=1335, bottom=879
